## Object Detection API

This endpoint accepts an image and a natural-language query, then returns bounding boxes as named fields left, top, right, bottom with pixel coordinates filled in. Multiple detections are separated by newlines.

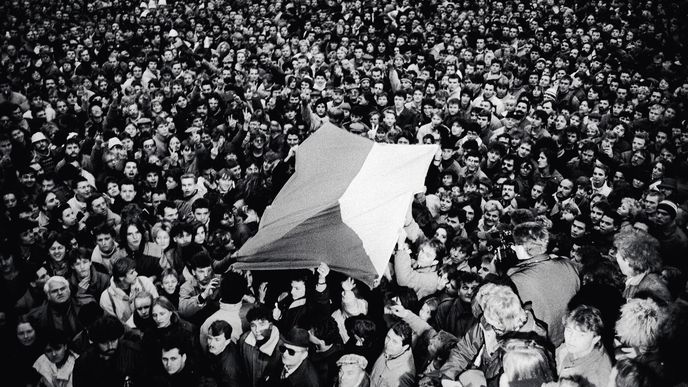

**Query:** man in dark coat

left=507, top=222, right=580, bottom=347
left=150, top=336, right=215, bottom=387
left=73, top=315, right=147, bottom=387
left=206, top=320, right=245, bottom=385
left=259, top=327, right=319, bottom=387
left=26, top=275, right=84, bottom=338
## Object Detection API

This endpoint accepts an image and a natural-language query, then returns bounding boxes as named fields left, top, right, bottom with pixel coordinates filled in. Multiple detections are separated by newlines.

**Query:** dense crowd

left=1, top=0, right=688, bottom=386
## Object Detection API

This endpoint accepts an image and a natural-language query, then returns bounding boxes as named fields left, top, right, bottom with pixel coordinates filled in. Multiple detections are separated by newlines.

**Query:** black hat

left=506, top=110, right=525, bottom=120
left=658, top=178, right=677, bottom=190
left=282, top=327, right=310, bottom=349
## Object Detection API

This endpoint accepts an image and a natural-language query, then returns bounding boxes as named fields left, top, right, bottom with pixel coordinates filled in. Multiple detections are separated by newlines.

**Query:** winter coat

left=142, top=315, right=198, bottom=368
left=432, top=298, right=478, bottom=339
left=369, top=348, right=415, bottom=387
left=100, top=276, right=159, bottom=325
left=507, top=254, right=579, bottom=346
left=623, top=272, right=672, bottom=304
left=555, top=344, right=612, bottom=387
left=207, top=343, right=245, bottom=386
left=179, top=276, right=220, bottom=325
left=73, top=339, right=146, bottom=387
left=394, top=248, right=439, bottom=300
left=238, top=325, right=283, bottom=387
left=258, top=358, right=320, bottom=387
left=26, top=298, right=83, bottom=339
left=69, top=266, right=110, bottom=305
left=440, top=311, right=547, bottom=383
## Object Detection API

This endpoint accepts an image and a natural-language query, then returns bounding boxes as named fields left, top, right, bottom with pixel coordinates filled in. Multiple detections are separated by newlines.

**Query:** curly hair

left=482, top=285, right=527, bottom=332
left=513, top=221, right=549, bottom=256
left=613, top=229, right=661, bottom=275
left=615, top=298, right=664, bottom=351
left=619, top=197, right=642, bottom=219
left=483, top=199, right=505, bottom=216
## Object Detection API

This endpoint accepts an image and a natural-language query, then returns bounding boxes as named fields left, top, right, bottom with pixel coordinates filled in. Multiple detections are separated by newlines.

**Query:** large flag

left=233, top=123, right=438, bottom=287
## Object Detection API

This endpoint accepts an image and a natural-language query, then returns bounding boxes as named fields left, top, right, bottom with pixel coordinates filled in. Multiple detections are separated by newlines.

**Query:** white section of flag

left=338, top=143, right=438, bottom=276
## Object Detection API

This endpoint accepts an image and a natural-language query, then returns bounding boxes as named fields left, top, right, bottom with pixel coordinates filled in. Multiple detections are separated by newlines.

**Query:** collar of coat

left=245, top=325, right=280, bottom=356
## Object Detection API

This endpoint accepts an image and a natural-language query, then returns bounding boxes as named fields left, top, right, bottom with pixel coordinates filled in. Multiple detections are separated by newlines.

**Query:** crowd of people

left=1, top=0, right=688, bottom=386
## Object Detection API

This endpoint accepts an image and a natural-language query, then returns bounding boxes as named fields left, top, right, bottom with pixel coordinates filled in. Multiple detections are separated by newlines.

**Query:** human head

left=93, top=224, right=117, bottom=253
left=384, top=321, right=412, bottom=357
left=219, top=271, right=247, bottom=304
left=482, top=285, right=527, bottom=333
left=482, top=200, right=504, bottom=228
left=42, top=329, right=70, bottom=364
left=563, top=305, right=604, bottom=357
left=133, top=291, right=154, bottom=319
left=613, top=229, right=661, bottom=277
left=615, top=298, right=664, bottom=359
left=112, top=257, right=137, bottom=286
left=337, top=354, right=368, bottom=386
left=44, top=276, right=71, bottom=304
left=160, top=337, right=188, bottom=375
left=289, top=271, right=310, bottom=300
left=207, top=320, right=233, bottom=355
left=189, top=251, right=213, bottom=286
left=654, top=200, right=678, bottom=228
left=280, top=327, right=311, bottom=367
left=500, top=336, right=555, bottom=385
left=88, top=315, right=125, bottom=359
left=180, top=173, right=197, bottom=197
left=247, top=305, right=274, bottom=341
left=151, top=296, right=177, bottom=329
left=456, top=271, right=481, bottom=303
left=512, top=221, right=549, bottom=259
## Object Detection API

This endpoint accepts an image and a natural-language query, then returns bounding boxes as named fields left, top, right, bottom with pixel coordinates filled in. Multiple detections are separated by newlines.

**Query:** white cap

left=31, top=132, right=48, bottom=143
left=108, top=137, right=124, bottom=149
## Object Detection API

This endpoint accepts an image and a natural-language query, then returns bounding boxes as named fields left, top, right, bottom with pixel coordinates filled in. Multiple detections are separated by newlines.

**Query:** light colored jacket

left=99, top=276, right=158, bottom=325
left=394, top=248, right=439, bottom=300
left=556, top=344, right=612, bottom=387
left=370, top=349, right=415, bottom=387
left=199, top=301, right=251, bottom=350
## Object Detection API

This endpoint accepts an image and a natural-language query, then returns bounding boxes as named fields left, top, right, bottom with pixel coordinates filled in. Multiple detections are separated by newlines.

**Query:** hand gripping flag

left=234, top=123, right=438, bottom=287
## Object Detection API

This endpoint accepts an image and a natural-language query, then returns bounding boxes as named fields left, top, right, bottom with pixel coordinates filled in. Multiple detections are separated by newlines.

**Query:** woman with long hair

left=10, top=317, right=45, bottom=387
left=43, top=232, right=72, bottom=278
left=515, top=159, right=536, bottom=194
left=120, top=218, right=164, bottom=281
left=142, top=296, right=198, bottom=368
left=533, top=147, right=563, bottom=190
left=647, top=160, right=667, bottom=191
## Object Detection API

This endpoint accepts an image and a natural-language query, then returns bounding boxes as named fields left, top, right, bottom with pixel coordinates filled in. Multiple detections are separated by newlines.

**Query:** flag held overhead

left=233, top=123, right=438, bottom=288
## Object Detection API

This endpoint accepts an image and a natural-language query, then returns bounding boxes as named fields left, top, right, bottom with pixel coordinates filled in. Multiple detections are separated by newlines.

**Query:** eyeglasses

left=278, top=345, right=303, bottom=356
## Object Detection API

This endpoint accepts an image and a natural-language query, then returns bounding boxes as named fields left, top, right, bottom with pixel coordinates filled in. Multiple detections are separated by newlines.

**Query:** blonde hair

left=562, top=201, right=581, bottom=217
left=482, top=285, right=527, bottom=332
left=616, top=298, right=664, bottom=350
left=501, top=338, right=555, bottom=383
left=483, top=200, right=504, bottom=215
left=472, top=282, right=500, bottom=318
left=620, top=197, right=642, bottom=218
